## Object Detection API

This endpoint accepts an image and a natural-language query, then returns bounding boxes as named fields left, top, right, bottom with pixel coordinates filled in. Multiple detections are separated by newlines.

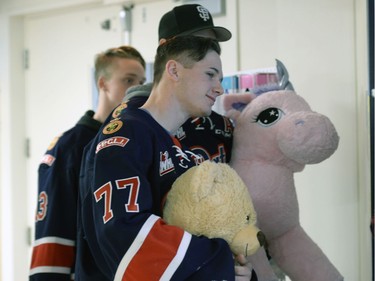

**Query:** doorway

left=24, top=2, right=123, bottom=276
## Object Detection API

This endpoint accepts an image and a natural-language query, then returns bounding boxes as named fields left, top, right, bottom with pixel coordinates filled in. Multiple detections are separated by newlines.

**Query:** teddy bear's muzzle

left=231, top=225, right=265, bottom=257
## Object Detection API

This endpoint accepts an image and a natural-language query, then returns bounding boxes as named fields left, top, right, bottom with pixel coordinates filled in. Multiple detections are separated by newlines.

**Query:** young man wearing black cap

left=76, top=35, right=253, bottom=281
left=123, top=4, right=257, bottom=281
left=126, top=4, right=235, bottom=165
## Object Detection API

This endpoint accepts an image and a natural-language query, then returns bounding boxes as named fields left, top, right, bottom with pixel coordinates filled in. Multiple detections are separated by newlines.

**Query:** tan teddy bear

left=163, top=160, right=265, bottom=257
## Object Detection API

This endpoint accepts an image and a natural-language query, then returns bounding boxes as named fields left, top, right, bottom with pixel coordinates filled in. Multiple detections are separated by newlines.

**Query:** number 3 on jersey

left=94, top=176, right=140, bottom=224
left=35, top=191, right=48, bottom=221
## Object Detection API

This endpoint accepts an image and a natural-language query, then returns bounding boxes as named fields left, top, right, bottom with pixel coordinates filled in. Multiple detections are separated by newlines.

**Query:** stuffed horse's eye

left=254, top=107, right=283, bottom=127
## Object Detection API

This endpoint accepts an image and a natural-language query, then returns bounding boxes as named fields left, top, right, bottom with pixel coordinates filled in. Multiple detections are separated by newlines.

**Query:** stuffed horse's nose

left=278, top=112, right=339, bottom=165
left=257, top=231, right=267, bottom=247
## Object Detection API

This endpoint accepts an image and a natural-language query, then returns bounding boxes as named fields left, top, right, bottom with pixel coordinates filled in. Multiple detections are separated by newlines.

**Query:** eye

left=123, top=77, right=139, bottom=86
left=206, top=72, right=215, bottom=78
left=253, top=107, right=283, bottom=127
left=246, top=213, right=256, bottom=225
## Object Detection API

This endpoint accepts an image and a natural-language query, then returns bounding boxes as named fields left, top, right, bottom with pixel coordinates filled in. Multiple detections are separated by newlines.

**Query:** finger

left=235, top=263, right=252, bottom=276
left=235, top=254, right=247, bottom=265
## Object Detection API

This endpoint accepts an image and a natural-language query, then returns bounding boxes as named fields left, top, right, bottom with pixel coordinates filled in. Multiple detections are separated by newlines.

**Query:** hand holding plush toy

left=163, top=160, right=265, bottom=258
left=223, top=82, right=343, bottom=280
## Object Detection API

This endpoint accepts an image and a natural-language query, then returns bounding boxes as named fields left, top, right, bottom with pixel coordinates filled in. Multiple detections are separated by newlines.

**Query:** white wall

left=354, top=0, right=373, bottom=277
left=238, top=1, right=371, bottom=280
left=0, top=14, right=28, bottom=281
left=0, top=0, right=371, bottom=280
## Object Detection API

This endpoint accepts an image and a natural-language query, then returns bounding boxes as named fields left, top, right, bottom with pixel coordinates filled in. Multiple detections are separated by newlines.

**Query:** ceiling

left=104, top=0, right=183, bottom=5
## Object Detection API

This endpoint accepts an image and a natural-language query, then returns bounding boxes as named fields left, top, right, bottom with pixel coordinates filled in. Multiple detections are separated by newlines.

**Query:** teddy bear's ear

left=222, top=93, right=256, bottom=121
left=189, top=161, right=222, bottom=202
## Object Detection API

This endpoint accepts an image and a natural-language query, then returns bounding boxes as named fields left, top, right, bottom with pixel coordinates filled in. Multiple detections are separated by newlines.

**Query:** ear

left=97, top=76, right=107, bottom=92
left=222, top=93, right=256, bottom=121
left=165, top=60, right=179, bottom=81
left=189, top=161, right=219, bottom=202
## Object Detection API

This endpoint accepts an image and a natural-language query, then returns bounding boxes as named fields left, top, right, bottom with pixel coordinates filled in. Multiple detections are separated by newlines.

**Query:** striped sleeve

left=29, top=236, right=75, bottom=279
left=114, top=215, right=191, bottom=281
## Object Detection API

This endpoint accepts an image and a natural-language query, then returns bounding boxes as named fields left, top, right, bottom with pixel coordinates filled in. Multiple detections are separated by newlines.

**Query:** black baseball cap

left=158, top=4, right=232, bottom=42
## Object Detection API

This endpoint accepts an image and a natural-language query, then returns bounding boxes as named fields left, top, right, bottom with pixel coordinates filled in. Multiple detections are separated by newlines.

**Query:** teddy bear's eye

left=246, top=215, right=250, bottom=222
left=253, top=107, right=283, bottom=127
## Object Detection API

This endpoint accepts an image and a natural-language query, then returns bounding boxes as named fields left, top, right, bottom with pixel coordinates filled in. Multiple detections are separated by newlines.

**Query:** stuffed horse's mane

left=252, top=83, right=283, bottom=96
left=231, top=59, right=294, bottom=112
left=253, top=59, right=295, bottom=96
left=232, top=84, right=282, bottom=111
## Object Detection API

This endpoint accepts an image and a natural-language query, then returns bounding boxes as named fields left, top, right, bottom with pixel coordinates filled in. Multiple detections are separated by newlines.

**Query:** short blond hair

left=94, top=45, right=145, bottom=82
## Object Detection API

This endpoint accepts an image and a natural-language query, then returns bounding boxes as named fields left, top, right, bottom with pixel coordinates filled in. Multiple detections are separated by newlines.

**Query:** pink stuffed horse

left=223, top=90, right=343, bottom=281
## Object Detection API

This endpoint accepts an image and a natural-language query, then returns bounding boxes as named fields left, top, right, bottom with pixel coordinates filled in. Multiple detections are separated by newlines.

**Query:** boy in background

left=29, top=45, right=146, bottom=281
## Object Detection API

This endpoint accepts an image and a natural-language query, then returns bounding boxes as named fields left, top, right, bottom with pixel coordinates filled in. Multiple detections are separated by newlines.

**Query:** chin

left=192, top=107, right=211, bottom=117
left=202, top=108, right=212, bottom=117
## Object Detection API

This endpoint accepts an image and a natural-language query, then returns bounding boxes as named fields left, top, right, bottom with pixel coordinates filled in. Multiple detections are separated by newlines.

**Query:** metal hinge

left=27, top=226, right=33, bottom=246
left=23, top=49, right=29, bottom=70
left=25, top=138, right=30, bottom=158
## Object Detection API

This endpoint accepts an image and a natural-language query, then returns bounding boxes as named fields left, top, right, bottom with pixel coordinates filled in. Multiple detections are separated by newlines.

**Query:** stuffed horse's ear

left=276, top=59, right=295, bottom=91
left=223, top=93, right=256, bottom=121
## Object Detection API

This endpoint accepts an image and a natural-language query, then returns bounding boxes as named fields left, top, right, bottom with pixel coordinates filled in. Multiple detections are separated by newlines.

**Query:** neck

left=93, top=92, right=119, bottom=123
left=141, top=84, right=188, bottom=134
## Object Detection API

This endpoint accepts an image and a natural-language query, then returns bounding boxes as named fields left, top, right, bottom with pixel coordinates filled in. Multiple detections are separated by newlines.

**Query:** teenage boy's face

left=176, top=50, right=223, bottom=117
left=105, top=58, right=146, bottom=106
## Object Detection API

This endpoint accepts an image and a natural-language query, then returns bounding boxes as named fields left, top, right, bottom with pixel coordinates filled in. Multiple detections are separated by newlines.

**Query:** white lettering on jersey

left=96, top=136, right=129, bottom=154
left=35, top=191, right=48, bottom=221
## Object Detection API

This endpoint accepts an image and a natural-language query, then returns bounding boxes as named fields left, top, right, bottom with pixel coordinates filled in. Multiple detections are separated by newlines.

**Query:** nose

left=213, top=80, right=224, bottom=96
left=257, top=231, right=267, bottom=247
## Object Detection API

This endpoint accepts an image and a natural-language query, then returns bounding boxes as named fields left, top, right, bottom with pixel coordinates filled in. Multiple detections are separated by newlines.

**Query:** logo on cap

left=196, top=6, right=210, bottom=22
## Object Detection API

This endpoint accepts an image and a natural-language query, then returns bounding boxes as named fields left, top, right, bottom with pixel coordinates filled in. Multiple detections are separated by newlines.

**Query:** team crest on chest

left=112, top=103, right=127, bottom=119
left=102, top=119, right=123, bottom=135
left=159, top=151, right=175, bottom=176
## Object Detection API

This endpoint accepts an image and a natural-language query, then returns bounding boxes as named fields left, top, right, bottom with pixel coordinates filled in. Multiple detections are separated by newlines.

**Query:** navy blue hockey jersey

left=176, top=113, right=233, bottom=163
left=75, top=107, right=236, bottom=280
left=29, top=111, right=102, bottom=281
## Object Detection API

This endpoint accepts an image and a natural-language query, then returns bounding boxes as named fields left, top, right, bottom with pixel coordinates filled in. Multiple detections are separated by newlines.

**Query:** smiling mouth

left=206, top=95, right=216, bottom=103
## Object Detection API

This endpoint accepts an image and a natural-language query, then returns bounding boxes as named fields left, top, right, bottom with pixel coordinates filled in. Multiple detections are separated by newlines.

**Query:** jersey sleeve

left=78, top=118, right=236, bottom=281
left=29, top=136, right=78, bottom=281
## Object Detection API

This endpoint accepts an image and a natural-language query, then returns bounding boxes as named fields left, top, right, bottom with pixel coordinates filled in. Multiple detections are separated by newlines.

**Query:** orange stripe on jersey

left=30, top=242, right=75, bottom=269
left=171, top=135, right=182, bottom=149
left=123, top=218, right=185, bottom=280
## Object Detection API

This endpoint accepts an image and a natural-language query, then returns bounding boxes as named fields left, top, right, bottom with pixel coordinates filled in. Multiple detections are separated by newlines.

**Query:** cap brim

left=178, top=26, right=232, bottom=42
left=212, top=27, right=232, bottom=42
